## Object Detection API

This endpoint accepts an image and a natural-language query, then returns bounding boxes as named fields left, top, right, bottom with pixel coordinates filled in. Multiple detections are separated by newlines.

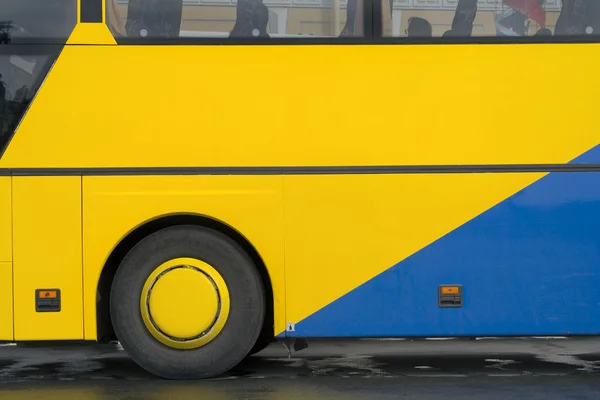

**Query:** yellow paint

left=0, top=177, right=11, bottom=262
left=1, top=44, right=599, bottom=169
left=141, top=258, right=229, bottom=349
left=148, top=268, right=219, bottom=339
left=67, top=24, right=117, bottom=45
left=5, top=388, right=103, bottom=400
left=82, top=175, right=285, bottom=340
left=143, top=386, right=238, bottom=400
left=68, top=0, right=115, bottom=44
left=12, top=177, right=83, bottom=340
left=283, top=172, right=545, bottom=326
left=0, top=20, right=598, bottom=343
left=0, top=262, right=13, bottom=340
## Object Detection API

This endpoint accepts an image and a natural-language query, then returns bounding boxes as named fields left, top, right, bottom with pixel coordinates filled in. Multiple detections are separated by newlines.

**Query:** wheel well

left=96, top=214, right=275, bottom=345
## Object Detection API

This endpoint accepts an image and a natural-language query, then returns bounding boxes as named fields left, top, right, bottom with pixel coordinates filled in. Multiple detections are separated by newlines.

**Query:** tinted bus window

left=107, top=0, right=364, bottom=40
left=0, top=0, right=75, bottom=153
left=1, top=0, right=77, bottom=42
left=0, top=54, right=56, bottom=153
left=383, top=0, right=600, bottom=38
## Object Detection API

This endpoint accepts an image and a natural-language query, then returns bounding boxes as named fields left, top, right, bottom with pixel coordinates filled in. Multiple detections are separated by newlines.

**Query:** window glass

left=384, top=0, right=600, bottom=38
left=0, top=54, right=54, bottom=152
left=0, top=0, right=77, bottom=42
left=107, top=0, right=364, bottom=40
left=0, top=0, right=75, bottom=153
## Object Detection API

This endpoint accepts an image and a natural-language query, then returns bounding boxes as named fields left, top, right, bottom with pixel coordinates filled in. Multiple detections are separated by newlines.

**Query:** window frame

left=0, top=44, right=64, bottom=158
left=110, top=0, right=376, bottom=44
left=0, top=0, right=78, bottom=158
left=109, top=0, right=600, bottom=45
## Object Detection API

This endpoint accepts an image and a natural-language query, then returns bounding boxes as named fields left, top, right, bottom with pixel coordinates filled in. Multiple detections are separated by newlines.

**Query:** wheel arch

left=95, top=213, right=275, bottom=347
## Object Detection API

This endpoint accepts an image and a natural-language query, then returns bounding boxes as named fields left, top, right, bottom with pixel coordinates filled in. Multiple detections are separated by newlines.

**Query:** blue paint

left=289, top=145, right=600, bottom=337
left=570, top=144, right=600, bottom=164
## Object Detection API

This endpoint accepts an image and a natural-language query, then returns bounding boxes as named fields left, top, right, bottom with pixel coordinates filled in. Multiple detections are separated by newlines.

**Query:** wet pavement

left=1, top=337, right=600, bottom=399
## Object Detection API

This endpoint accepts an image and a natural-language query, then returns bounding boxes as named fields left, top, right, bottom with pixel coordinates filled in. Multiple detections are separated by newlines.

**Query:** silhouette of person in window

left=443, top=0, right=477, bottom=37
left=230, top=0, right=270, bottom=38
left=535, top=27, right=552, bottom=36
left=555, top=0, right=600, bottom=36
left=251, top=3, right=270, bottom=38
left=405, top=17, right=432, bottom=37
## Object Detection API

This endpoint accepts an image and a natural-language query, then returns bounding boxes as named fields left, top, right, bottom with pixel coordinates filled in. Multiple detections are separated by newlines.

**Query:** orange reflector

left=441, top=286, right=459, bottom=295
left=38, top=290, right=58, bottom=299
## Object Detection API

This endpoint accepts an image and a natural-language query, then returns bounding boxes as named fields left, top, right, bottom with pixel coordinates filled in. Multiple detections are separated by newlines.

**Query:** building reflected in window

left=107, top=0, right=366, bottom=39
left=383, top=0, right=600, bottom=38
left=104, top=0, right=600, bottom=40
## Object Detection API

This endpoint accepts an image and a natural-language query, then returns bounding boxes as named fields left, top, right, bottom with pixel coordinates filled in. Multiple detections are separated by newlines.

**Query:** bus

left=0, top=0, right=599, bottom=380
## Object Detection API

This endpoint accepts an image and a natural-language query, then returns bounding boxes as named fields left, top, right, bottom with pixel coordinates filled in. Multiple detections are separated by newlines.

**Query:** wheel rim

left=140, top=257, right=230, bottom=349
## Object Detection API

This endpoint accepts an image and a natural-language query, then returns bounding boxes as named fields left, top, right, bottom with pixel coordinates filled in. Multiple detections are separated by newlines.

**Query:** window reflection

left=0, top=0, right=74, bottom=151
left=107, top=0, right=365, bottom=39
left=0, top=0, right=77, bottom=41
left=107, top=0, right=600, bottom=40
left=0, top=54, right=51, bottom=150
left=384, top=0, right=600, bottom=38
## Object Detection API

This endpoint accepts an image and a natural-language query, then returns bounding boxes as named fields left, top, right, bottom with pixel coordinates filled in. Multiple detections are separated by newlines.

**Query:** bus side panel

left=284, top=170, right=600, bottom=337
left=12, top=176, right=83, bottom=340
left=2, top=44, right=598, bottom=169
left=0, top=262, right=13, bottom=341
left=82, top=175, right=285, bottom=341
left=283, top=172, right=540, bottom=335
left=0, top=177, right=11, bottom=262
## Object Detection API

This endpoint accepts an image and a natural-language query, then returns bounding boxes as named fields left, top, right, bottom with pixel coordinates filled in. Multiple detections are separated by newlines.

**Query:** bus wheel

left=110, top=225, right=265, bottom=379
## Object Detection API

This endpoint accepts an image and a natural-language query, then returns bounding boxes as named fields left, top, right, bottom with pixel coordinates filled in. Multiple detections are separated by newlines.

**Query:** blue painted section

left=570, top=144, right=600, bottom=164
left=289, top=145, right=600, bottom=337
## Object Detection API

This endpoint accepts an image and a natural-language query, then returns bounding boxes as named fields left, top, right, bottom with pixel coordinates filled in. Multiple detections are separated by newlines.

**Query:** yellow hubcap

left=140, top=258, right=230, bottom=349
left=149, top=267, right=218, bottom=339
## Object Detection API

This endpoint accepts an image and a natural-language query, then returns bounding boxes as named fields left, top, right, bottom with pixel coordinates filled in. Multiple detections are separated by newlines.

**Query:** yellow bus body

left=2, top=39, right=597, bottom=337
left=1, top=0, right=600, bottom=379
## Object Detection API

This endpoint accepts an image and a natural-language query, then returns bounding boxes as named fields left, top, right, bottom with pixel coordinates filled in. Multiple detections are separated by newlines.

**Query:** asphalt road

left=1, top=337, right=600, bottom=399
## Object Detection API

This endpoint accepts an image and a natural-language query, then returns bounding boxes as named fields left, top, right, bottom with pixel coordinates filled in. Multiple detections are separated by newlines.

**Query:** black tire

left=110, top=225, right=265, bottom=379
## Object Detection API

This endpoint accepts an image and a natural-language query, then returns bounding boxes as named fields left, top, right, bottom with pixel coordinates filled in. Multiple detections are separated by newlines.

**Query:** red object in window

left=504, top=0, right=546, bottom=27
